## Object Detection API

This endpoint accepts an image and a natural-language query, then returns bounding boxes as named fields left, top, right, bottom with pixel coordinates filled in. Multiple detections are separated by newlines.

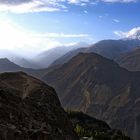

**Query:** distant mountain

left=0, top=58, right=37, bottom=74
left=121, top=39, right=140, bottom=49
left=43, top=52, right=140, bottom=139
left=51, top=39, right=140, bottom=66
left=0, top=49, right=40, bottom=69
left=34, top=42, right=89, bottom=68
left=88, top=39, right=130, bottom=59
left=28, top=64, right=61, bottom=79
left=0, top=58, right=23, bottom=72
left=10, top=57, right=41, bottom=69
left=51, top=47, right=87, bottom=66
left=0, top=58, right=59, bottom=80
left=117, top=47, right=140, bottom=71
left=0, top=72, right=78, bottom=140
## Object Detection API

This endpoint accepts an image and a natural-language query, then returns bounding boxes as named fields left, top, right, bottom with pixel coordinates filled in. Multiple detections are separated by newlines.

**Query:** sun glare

left=0, top=21, right=28, bottom=50
left=0, top=20, right=62, bottom=56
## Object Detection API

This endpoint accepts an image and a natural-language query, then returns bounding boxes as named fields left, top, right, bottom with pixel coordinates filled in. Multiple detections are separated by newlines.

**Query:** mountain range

left=51, top=39, right=140, bottom=66
left=0, top=49, right=40, bottom=69
left=0, top=58, right=60, bottom=81
left=33, top=42, right=89, bottom=68
left=43, top=52, right=140, bottom=139
left=1, top=39, right=140, bottom=70
left=1, top=39, right=140, bottom=140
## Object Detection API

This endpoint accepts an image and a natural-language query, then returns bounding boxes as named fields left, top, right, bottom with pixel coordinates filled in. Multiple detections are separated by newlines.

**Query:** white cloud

left=102, top=0, right=137, bottom=3
left=0, top=0, right=137, bottom=13
left=98, top=13, right=109, bottom=19
left=68, top=0, right=89, bottom=3
left=0, top=20, right=90, bottom=57
left=113, top=19, right=120, bottom=23
left=34, top=32, right=89, bottom=38
left=84, top=10, right=88, bottom=13
left=114, top=27, right=140, bottom=39
left=0, top=0, right=31, bottom=5
left=99, top=15, right=103, bottom=18
left=68, top=0, right=90, bottom=5
left=68, top=0, right=138, bottom=4
left=0, top=0, right=67, bottom=13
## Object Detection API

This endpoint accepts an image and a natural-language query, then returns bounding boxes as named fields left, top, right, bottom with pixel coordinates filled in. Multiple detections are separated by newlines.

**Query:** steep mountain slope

left=51, top=39, right=140, bottom=66
left=117, top=47, right=140, bottom=71
left=34, top=43, right=88, bottom=68
left=43, top=52, right=140, bottom=139
left=0, top=72, right=78, bottom=140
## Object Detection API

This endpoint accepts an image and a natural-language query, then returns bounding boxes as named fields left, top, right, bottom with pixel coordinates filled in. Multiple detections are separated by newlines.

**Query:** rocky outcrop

left=0, top=72, right=78, bottom=140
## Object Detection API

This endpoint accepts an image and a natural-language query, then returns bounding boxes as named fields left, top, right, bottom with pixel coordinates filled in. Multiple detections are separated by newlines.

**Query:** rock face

left=0, top=72, right=78, bottom=140
left=117, top=47, right=140, bottom=71
left=43, top=52, right=140, bottom=139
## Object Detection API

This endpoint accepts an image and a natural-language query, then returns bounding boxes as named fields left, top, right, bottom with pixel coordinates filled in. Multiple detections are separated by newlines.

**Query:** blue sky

left=0, top=0, right=140, bottom=56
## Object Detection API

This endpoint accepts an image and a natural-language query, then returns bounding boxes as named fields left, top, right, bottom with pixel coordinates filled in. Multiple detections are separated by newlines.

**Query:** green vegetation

left=67, top=110, right=132, bottom=140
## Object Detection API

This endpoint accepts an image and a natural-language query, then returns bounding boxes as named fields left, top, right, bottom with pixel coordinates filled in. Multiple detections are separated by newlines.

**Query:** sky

left=0, top=0, right=140, bottom=56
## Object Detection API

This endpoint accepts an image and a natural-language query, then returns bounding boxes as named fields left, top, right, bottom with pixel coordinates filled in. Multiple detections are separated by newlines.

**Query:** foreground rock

left=0, top=72, right=78, bottom=140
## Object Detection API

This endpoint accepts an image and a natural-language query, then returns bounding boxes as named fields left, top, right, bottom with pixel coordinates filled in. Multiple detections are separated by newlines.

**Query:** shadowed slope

left=0, top=72, right=78, bottom=140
